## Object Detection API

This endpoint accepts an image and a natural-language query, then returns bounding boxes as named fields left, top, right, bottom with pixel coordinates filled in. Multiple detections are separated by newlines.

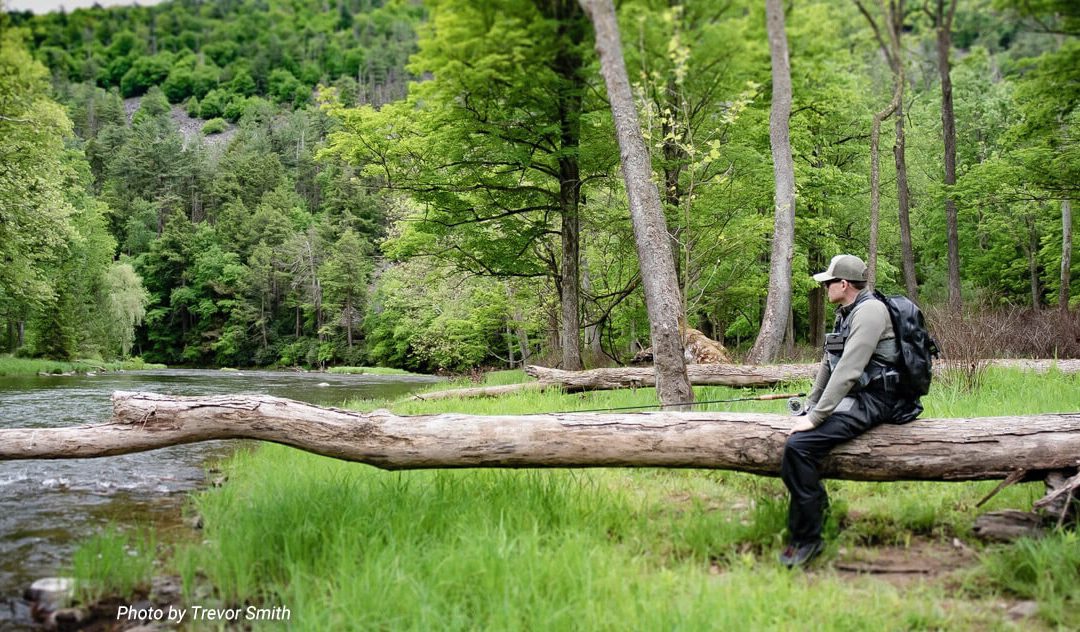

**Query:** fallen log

left=523, top=363, right=818, bottom=391
left=1, top=392, right=1078, bottom=483
left=523, top=358, right=1080, bottom=393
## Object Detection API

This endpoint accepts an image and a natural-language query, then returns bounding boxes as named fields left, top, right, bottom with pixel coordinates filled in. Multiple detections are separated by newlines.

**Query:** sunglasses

left=822, top=279, right=846, bottom=288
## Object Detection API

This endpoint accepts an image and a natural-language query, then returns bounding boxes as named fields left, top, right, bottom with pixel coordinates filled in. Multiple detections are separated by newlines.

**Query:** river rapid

left=0, top=369, right=440, bottom=629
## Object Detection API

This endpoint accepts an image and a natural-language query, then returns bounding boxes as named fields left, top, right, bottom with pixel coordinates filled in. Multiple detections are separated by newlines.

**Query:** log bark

left=2, top=392, right=1079, bottom=483
left=524, top=359, right=1080, bottom=392
left=525, top=363, right=818, bottom=391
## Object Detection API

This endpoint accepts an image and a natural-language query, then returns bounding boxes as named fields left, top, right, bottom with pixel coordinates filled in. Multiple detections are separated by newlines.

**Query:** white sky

left=6, top=0, right=164, bottom=13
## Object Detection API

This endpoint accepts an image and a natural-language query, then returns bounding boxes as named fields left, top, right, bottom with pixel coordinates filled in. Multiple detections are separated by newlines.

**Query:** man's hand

left=789, top=417, right=815, bottom=435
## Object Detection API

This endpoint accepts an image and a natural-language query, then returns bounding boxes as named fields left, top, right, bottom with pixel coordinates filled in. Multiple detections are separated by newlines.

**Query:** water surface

left=0, top=368, right=440, bottom=628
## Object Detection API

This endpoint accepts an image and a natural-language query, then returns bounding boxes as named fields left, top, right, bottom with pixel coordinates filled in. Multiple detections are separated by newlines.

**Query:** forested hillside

left=1, top=0, right=1076, bottom=371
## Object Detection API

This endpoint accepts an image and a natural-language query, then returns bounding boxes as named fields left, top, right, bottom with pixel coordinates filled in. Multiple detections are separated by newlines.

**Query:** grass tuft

left=71, top=527, right=156, bottom=604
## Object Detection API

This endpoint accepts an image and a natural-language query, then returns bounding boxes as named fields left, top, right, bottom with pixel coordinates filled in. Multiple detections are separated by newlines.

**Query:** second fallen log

left=524, top=363, right=818, bottom=391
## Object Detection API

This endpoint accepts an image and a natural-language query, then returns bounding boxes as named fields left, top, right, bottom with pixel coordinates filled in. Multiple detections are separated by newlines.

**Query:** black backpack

left=872, top=290, right=941, bottom=398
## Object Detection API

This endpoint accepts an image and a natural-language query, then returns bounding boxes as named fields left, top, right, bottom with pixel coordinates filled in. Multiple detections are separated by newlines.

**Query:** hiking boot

left=778, top=539, right=825, bottom=568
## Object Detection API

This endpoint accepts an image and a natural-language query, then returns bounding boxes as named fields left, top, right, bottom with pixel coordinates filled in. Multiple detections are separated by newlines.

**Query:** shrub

left=119, top=53, right=174, bottom=97
left=198, top=88, right=229, bottom=119
left=201, top=117, right=227, bottom=135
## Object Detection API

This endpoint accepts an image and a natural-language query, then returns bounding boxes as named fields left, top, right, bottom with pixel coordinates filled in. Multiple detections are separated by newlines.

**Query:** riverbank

left=0, top=355, right=167, bottom=377
left=0, top=356, right=433, bottom=378
left=72, top=367, right=1080, bottom=629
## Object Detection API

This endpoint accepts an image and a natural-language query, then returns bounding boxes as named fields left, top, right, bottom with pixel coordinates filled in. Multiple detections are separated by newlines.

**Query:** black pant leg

left=780, top=406, right=880, bottom=545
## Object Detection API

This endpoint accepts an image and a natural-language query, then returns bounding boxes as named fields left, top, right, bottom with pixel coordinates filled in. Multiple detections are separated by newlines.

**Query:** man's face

left=822, top=278, right=847, bottom=304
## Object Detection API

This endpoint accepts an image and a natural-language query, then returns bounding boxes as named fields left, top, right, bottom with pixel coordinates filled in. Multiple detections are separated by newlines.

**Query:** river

left=0, top=369, right=441, bottom=629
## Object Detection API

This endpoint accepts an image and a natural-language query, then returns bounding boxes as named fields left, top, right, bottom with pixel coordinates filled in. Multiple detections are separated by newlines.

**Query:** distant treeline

left=1, top=0, right=1076, bottom=372
left=8, top=0, right=422, bottom=114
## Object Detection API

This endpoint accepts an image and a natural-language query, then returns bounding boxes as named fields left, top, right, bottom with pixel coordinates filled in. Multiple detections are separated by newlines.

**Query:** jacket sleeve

left=807, top=301, right=891, bottom=427
left=806, top=354, right=830, bottom=408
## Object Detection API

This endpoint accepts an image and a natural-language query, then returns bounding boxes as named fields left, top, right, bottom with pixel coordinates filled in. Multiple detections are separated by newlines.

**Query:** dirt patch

left=123, top=96, right=237, bottom=151
left=828, top=536, right=977, bottom=588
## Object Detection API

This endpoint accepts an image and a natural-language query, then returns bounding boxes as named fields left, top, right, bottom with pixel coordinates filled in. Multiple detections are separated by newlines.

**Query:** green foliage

left=201, top=117, right=227, bottom=135
left=972, top=532, right=1080, bottom=629
left=120, top=52, right=174, bottom=97
left=198, top=88, right=230, bottom=119
left=364, top=259, right=511, bottom=373
left=6, top=0, right=1077, bottom=369
left=0, top=28, right=77, bottom=322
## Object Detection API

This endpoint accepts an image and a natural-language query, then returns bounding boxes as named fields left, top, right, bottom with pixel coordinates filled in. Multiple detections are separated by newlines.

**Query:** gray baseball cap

left=812, top=254, right=867, bottom=283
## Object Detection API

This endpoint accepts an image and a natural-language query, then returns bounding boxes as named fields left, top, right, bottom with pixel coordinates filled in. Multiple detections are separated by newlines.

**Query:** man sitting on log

left=780, top=254, right=914, bottom=567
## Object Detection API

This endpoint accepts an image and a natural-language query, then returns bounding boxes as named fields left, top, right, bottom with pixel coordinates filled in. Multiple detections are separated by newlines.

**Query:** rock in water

left=25, top=577, right=74, bottom=603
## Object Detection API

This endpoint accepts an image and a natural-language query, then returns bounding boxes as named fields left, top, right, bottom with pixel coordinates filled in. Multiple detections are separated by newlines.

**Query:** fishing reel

left=787, top=397, right=807, bottom=416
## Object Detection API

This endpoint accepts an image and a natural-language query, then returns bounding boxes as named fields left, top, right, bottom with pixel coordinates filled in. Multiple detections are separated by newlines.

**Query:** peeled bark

left=581, top=0, right=692, bottom=409
left=748, top=0, right=796, bottom=365
left=2, top=392, right=1079, bottom=483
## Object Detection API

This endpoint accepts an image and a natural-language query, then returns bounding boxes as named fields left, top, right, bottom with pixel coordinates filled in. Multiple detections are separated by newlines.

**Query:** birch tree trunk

left=580, top=0, right=692, bottom=409
left=3, top=392, right=1079, bottom=484
left=747, top=0, right=796, bottom=365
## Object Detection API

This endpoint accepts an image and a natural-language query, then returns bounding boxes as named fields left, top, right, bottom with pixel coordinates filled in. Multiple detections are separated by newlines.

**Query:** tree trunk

left=857, top=0, right=909, bottom=294
left=1028, top=212, right=1042, bottom=310
left=748, top=0, right=796, bottom=365
left=581, top=257, right=602, bottom=358
left=895, top=99, right=918, bottom=300
left=3, top=392, right=1078, bottom=483
left=868, top=84, right=901, bottom=289
left=1062, top=198, right=1073, bottom=312
left=581, top=0, right=692, bottom=409
left=808, top=244, right=826, bottom=350
left=556, top=7, right=586, bottom=372
left=935, top=0, right=962, bottom=311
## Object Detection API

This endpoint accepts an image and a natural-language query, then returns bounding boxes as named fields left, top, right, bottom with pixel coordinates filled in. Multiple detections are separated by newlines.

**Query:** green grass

left=71, top=527, right=157, bottom=604
left=326, top=365, right=425, bottom=375
left=81, top=365, right=1080, bottom=629
left=174, top=449, right=1011, bottom=631
left=0, top=354, right=166, bottom=376
left=968, top=531, right=1080, bottom=629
